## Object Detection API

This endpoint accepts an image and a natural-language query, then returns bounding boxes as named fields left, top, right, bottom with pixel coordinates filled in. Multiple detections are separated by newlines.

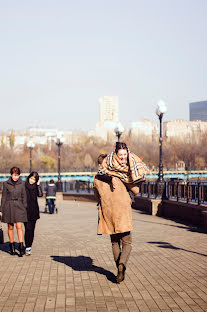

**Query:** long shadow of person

left=51, top=255, right=117, bottom=283
left=0, top=241, right=22, bottom=257
left=0, top=241, right=10, bottom=254
left=148, top=241, right=207, bottom=257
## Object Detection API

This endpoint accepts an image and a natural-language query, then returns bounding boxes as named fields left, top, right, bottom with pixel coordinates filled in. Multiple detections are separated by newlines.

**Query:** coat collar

left=7, top=176, right=23, bottom=185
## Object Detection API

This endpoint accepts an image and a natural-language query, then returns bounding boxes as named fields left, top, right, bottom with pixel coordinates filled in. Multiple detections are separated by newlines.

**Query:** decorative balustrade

left=1, top=179, right=207, bottom=205
left=138, top=180, right=207, bottom=206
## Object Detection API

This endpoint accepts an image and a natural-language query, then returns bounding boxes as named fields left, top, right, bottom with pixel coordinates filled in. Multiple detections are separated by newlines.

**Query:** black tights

left=24, top=220, right=36, bottom=248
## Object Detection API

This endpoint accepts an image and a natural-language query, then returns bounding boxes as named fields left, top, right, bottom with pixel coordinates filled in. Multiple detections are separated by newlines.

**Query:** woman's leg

left=8, top=223, right=14, bottom=243
left=8, top=223, right=15, bottom=255
left=119, top=231, right=132, bottom=267
left=16, top=222, right=24, bottom=243
left=110, top=234, right=121, bottom=266
left=116, top=232, right=132, bottom=283
left=47, top=199, right=52, bottom=214
left=51, top=199, right=55, bottom=214
left=25, top=221, right=36, bottom=248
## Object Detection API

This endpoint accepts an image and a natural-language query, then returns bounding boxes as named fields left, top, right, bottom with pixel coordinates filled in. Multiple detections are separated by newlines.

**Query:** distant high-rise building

left=99, top=96, right=119, bottom=123
left=190, top=101, right=207, bottom=121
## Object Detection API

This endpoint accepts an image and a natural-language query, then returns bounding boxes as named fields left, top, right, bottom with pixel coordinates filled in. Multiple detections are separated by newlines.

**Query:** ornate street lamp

left=56, top=133, right=64, bottom=191
left=27, top=141, right=35, bottom=172
left=114, top=123, right=124, bottom=142
left=156, top=100, right=167, bottom=198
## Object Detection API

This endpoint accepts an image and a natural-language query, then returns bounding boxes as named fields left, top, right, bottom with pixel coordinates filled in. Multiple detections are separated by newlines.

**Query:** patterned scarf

left=98, top=151, right=149, bottom=184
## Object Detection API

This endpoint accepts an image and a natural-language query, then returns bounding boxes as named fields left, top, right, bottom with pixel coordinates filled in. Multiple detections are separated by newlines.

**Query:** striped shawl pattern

left=98, top=151, right=149, bottom=184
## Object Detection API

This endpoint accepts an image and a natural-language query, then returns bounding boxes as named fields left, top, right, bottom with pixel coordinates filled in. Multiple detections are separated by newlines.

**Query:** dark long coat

left=0, top=177, right=28, bottom=223
left=25, top=182, right=43, bottom=221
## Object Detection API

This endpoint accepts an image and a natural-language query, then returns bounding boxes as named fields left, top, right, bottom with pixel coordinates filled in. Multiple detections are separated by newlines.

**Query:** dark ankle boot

left=117, top=263, right=126, bottom=283
left=19, top=242, right=24, bottom=257
left=9, top=242, right=15, bottom=255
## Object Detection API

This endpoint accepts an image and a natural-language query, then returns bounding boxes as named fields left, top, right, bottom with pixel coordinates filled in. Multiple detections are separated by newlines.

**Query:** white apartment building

left=129, top=120, right=158, bottom=142
left=164, top=120, right=207, bottom=143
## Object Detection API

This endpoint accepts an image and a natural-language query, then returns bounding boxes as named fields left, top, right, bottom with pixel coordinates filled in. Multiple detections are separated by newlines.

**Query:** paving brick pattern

left=0, top=199, right=207, bottom=312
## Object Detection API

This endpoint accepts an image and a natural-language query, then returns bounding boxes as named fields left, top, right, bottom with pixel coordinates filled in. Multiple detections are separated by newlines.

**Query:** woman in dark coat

left=0, top=167, right=27, bottom=256
left=24, top=171, right=43, bottom=256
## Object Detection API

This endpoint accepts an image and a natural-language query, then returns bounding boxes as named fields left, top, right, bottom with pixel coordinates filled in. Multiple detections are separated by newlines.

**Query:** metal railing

left=1, top=179, right=207, bottom=205
left=138, top=180, right=207, bottom=206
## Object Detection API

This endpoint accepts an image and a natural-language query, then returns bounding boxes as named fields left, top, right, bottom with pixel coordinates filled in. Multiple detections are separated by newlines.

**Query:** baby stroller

left=45, top=199, right=58, bottom=214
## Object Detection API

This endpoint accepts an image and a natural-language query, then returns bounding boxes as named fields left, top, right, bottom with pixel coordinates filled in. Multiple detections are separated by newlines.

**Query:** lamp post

left=156, top=100, right=167, bottom=198
left=114, top=123, right=124, bottom=142
left=27, top=141, right=35, bottom=172
left=56, top=133, right=64, bottom=191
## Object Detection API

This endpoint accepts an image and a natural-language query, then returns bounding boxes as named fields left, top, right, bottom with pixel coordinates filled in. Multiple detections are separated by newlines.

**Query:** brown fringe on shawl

left=98, top=151, right=150, bottom=184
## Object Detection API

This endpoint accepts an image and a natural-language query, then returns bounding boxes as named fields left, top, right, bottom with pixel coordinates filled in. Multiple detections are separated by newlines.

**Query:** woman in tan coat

left=94, top=142, right=149, bottom=283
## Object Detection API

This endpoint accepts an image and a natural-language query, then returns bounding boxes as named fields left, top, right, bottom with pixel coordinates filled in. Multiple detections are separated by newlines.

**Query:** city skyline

left=1, top=0, right=207, bottom=131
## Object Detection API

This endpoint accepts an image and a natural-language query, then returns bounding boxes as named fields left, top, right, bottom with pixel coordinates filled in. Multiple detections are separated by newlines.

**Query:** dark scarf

left=25, top=181, right=38, bottom=201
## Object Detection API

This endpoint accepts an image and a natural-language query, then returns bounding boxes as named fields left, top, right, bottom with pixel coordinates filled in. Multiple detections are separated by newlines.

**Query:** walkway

left=0, top=199, right=207, bottom=312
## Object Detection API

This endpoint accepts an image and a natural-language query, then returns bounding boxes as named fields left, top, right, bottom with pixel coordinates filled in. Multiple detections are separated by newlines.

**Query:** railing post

left=197, top=181, right=200, bottom=206
left=177, top=181, right=179, bottom=202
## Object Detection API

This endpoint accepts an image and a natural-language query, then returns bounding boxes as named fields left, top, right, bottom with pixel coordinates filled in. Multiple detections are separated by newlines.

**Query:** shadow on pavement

left=51, top=255, right=117, bottom=283
left=148, top=241, right=207, bottom=257
left=134, top=210, right=203, bottom=233
left=0, top=241, right=22, bottom=257
left=0, top=241, right=10, bottom=254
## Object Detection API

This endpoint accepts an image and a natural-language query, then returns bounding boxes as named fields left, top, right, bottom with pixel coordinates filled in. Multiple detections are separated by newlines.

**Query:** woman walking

left=24, top=171, right=43, bottom=256
left=0, top=167, right=27, bottom=256
left=94, top=142, right=149, bottom=283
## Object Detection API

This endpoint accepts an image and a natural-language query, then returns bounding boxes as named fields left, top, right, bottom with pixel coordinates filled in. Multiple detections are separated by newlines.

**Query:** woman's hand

left=0, top=212, right=2, bottom=217
left=37, top=178, right=40, bottom=186
left=112, top=177, right=119, bottom=190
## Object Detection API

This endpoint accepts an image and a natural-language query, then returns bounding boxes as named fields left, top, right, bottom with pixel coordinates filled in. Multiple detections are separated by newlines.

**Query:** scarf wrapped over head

left=98, top=150, right=149, bottom=184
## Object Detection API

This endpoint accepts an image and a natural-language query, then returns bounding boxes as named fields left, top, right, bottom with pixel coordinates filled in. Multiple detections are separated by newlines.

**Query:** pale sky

left=1, top=0, right=207, bottom=131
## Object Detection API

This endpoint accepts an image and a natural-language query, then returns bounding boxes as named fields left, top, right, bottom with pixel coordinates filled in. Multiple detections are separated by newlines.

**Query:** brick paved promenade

left=0, top=199, right=207, bottom=312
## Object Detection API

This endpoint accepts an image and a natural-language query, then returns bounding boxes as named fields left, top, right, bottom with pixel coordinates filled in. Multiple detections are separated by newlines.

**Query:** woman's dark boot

left=9, top=242, right=15, bottom=255
left=19, top=242, right=24, bottom=257
left=117, top=263, right=126, bottom=283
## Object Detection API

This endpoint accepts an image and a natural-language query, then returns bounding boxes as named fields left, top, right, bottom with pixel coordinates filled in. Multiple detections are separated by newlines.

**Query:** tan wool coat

left=94, top=177, right=132, bottom=235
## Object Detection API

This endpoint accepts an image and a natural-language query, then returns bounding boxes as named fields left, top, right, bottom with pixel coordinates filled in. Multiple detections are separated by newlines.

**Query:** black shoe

left=19, top=242, right=24, bottom=257
left=9, top=242, right=15, bottom=255
left=117, top=263, right=126, bottom=283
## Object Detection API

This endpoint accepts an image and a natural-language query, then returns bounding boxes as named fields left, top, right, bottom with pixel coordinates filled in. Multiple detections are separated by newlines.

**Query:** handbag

left=0, top=217, right=4, bottom=244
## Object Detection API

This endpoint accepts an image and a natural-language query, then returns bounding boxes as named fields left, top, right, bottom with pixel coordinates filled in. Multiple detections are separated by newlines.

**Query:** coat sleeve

left=0, top=182, right=7, bottom=212
left=96, top=174, right=112, bottom=183
left=22, top=182, right=27, bottom=209
left=54, top=185, right=57, bottom=194
left=93, top=178, right=100, bottom=202
left=37, top=185, right=43, bottom=197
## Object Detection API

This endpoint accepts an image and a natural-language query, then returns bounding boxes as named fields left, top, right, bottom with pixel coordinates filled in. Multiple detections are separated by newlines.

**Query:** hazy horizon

left=1, top=0, right=207, bottom=132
